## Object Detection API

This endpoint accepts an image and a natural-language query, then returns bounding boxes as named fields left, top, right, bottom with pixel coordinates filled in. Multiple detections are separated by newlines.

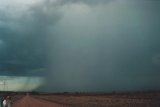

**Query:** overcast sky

left=0, top=0, right=160, bottom=92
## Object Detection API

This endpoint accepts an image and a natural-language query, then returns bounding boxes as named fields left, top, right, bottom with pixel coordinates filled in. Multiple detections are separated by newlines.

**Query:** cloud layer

left=0, top=0, right=160, bottom=92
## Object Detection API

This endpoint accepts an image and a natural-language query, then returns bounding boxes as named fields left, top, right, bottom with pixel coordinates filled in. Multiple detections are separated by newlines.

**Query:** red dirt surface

left=33, top=94, right=160, bottom=107
left=12, top=95, right=67, bottom=107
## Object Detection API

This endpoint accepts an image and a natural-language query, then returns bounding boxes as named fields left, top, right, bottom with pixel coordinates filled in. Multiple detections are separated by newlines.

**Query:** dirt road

left=12, top=95, right=67, bottom=107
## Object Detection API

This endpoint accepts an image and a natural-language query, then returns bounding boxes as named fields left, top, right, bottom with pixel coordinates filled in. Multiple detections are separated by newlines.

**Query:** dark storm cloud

left=56, top=0, right=114, bottom=5
left=0, top=0, right=160, bottom=92
left=0, top=0, right=112, bottom=76
left=40, top=0, right=160, bottom=92
left=0, top=0, right=62, bottom=76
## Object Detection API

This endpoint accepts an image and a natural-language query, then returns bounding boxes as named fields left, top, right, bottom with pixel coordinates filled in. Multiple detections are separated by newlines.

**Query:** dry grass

left=12, top=95, right=24, bottom=102
left=33, top=93, right=160, bottom=107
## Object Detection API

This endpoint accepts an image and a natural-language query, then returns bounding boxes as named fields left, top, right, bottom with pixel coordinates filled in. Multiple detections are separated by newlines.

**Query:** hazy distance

left=0, top=0, right=160, bottom=92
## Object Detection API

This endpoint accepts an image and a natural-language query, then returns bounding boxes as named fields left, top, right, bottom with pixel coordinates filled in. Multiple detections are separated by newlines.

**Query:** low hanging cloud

left=55, top=0, right=114, bottom=5
left=0, top=0, right=113, bottom=76
left=0, top=0, right=63, bottom=76
left=0, top=0, right=160, bottom=92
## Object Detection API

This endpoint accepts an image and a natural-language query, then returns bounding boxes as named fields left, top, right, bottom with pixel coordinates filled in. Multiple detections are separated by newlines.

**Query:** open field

left=33, top=92, right=160, bottom=107
left=12, top=95, right=67, bottom=107
left=1, top=91, right=160, bottom=107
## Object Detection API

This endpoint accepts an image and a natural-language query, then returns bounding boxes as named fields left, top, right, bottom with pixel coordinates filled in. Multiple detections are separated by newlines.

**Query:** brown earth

left=11, top=92, right=160, bottom=107
left=33, top=94, right=160, bottom=107
left=12, top=95, right=67, bottom=107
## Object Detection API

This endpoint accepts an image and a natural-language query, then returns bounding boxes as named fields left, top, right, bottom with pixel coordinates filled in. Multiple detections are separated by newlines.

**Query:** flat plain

left=31, top=92, right=160, bottom=107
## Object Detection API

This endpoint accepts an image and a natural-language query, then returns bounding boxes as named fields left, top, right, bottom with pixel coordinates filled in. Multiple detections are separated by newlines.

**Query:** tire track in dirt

left=12, top=95, right=68, bottom=107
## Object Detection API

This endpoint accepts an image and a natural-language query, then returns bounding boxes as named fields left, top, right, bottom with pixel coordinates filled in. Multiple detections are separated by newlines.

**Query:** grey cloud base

left=0, top=0, right=160, bottom=92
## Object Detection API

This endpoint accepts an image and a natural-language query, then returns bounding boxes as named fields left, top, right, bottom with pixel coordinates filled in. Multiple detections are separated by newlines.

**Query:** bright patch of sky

left=0, top=76, right=44, bottom=91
